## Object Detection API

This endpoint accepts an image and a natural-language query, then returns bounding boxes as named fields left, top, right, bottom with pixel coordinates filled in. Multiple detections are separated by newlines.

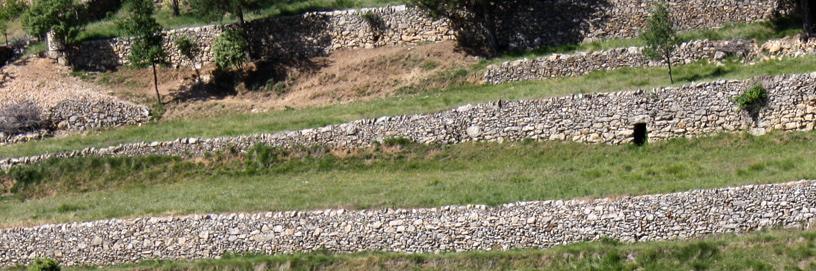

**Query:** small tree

left=119, top=0, right=168, bottom=104
left=0, top=0, right=28, bottom=46
left=641, top=1, right=678, bottom=84
left=174, top=35, right=201, bottom=78
left=22, top=0, right=82, bottom=54
left=212, top=28, right=247, bottom=71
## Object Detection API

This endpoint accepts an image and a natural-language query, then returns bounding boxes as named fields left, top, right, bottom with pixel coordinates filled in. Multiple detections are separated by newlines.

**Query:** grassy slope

left=2, top=130, right=815, bottom=227
left=58, top=229, right=816, bottom=270
left=1, top=55, right=815, bottom=159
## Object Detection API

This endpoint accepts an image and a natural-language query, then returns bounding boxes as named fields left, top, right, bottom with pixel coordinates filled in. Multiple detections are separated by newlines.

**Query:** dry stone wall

left=70, top=6, right=454, bottom=70
left=484, top=37, right=816, bottom=84
left=2, top=72, right=815, bottom=169
left=68, top=0, right=790, bottom=69
left=46, top=99, right=151, bottom=131
left=2, top=180, right=815, bottom=267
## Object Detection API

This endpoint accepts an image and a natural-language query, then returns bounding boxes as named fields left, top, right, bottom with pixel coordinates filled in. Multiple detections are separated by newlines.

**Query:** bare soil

left=76, top=41, right=479, bottom=120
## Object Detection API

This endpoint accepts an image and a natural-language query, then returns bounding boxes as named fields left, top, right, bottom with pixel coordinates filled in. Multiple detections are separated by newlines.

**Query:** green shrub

left=174, top=35, right=200, bottom=65
left=212, top=29, right=247, bottom=71
left=382, top=137, right=414, bottom=147
left=734, top=84, right=769, bottom=114
left=28, top=258, right=60, bottom=271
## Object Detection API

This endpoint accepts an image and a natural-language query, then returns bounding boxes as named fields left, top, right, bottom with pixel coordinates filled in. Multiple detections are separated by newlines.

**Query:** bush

left=382, top=137, right=414, bottom=147
left=27, top=258, right=60, bottom=271
left=734, top=84, right=769, bottom=123
left=734, top=84, right=769, bottom=112
left=0, top=101, right=44, bottom=134
left=212, top=29, right=247, bottom=71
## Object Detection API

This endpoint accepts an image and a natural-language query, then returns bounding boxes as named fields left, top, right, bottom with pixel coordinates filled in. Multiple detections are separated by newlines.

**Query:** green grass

left=24, top=228, right=816, bottom=270
left=2, top=55, right=816, bottom=159
left=78, top=0, right=404, bottom=42
left=2, top=130, right=815, bottom=227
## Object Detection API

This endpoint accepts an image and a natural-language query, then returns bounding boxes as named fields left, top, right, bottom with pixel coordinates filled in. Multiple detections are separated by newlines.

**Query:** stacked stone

left=484, top=39, right=755, bottom=84
left=1, top=180, right=814, bottom=267
left=0, top=130, right=52, bottom=146
left=46, top=99, right=150, bottom=132
left=70, top=5, right=454, bottom=70
left=2, top=72, right=815, bottom=170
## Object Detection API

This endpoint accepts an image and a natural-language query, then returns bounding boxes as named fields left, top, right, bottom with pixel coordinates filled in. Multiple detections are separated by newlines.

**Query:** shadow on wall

left=241, top=14, right=333, bottom=91
left=451, top=0, right=612, bottom=56
left=70, top=40, right=122, bottom=71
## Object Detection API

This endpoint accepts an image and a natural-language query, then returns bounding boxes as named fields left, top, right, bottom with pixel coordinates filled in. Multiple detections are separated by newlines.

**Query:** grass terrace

left=2, top=55, right=816, bottom=158
left=1, top=130, right=815, bottom=227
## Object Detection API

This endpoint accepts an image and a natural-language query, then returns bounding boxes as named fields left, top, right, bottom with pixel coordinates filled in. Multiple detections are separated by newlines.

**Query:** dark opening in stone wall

left=633, top=123, right=648, bottom=146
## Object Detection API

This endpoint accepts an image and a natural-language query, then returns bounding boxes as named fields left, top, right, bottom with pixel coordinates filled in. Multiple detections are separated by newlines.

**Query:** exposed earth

left=69, top=41, right=479, bottom=120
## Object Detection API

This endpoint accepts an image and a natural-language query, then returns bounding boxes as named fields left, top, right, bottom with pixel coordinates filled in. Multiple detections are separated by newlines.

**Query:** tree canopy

left=409, top=0, right=500, bottom=55
left=212, top=28, right=247, bottom=70
left=21, top=0, right=82, bottom=45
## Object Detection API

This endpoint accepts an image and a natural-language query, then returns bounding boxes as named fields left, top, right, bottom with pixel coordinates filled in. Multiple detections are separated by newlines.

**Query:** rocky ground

left=0, top=58, right=124, bottom=108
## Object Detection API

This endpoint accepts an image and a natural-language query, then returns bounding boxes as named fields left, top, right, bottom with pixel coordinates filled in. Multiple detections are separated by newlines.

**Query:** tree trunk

left=236, top=6, right=254, bottom=60
left=479, top=4, right=499, bottom=56
left=666, top=51, right=674, bottom=84
left=152, top=63, right=162, bottom=104
left=803, top=0, right=816, bottom=39
left=3, top=31, right=7, bottom=46
left=172, top=0, right=180, bottom=16
left=236, top=7, right=245, bottom=27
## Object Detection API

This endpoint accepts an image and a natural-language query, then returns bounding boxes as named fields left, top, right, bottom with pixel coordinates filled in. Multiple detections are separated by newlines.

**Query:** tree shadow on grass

left=676, top=66, right=733, bottom=83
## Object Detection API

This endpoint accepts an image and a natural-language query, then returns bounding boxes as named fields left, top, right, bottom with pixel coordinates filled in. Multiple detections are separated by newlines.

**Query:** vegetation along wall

left=67, top=0, right=790, bottom=69
left=2, top=180, right=815, bottom=266
left=2, top=72, right=815, bottom=170
left=484, top=37, right=816, bottom=84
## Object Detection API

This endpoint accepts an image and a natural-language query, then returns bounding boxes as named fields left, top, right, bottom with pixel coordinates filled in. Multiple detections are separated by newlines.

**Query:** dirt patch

left=274, top=41, right=478, bottom=106
left=0, top=58, right=127, bottom=108
left=83, top=41, right=478, bottom=120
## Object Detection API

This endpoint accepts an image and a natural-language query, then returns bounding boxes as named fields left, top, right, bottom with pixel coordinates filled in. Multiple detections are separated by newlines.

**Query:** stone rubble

left=1, top=180, right=814, bottom=267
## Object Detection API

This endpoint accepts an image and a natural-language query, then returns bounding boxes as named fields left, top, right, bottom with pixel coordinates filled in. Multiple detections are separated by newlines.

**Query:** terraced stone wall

left=67, top=0, right=790, bottom=69
left=2, top=73, right=815, bottom=169
left=484, top=37, right=816, bottom=84
left=2, top=180, right=815, bottom=267
left=70, top=6, right=454, bottom=70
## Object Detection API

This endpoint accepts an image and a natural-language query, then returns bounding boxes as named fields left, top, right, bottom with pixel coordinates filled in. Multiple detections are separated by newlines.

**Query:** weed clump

left=0, top=101, right=44, bottom=135
left=27, top=258, right=60, bottom=271
left=734, top=84, right=768, bottom=121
